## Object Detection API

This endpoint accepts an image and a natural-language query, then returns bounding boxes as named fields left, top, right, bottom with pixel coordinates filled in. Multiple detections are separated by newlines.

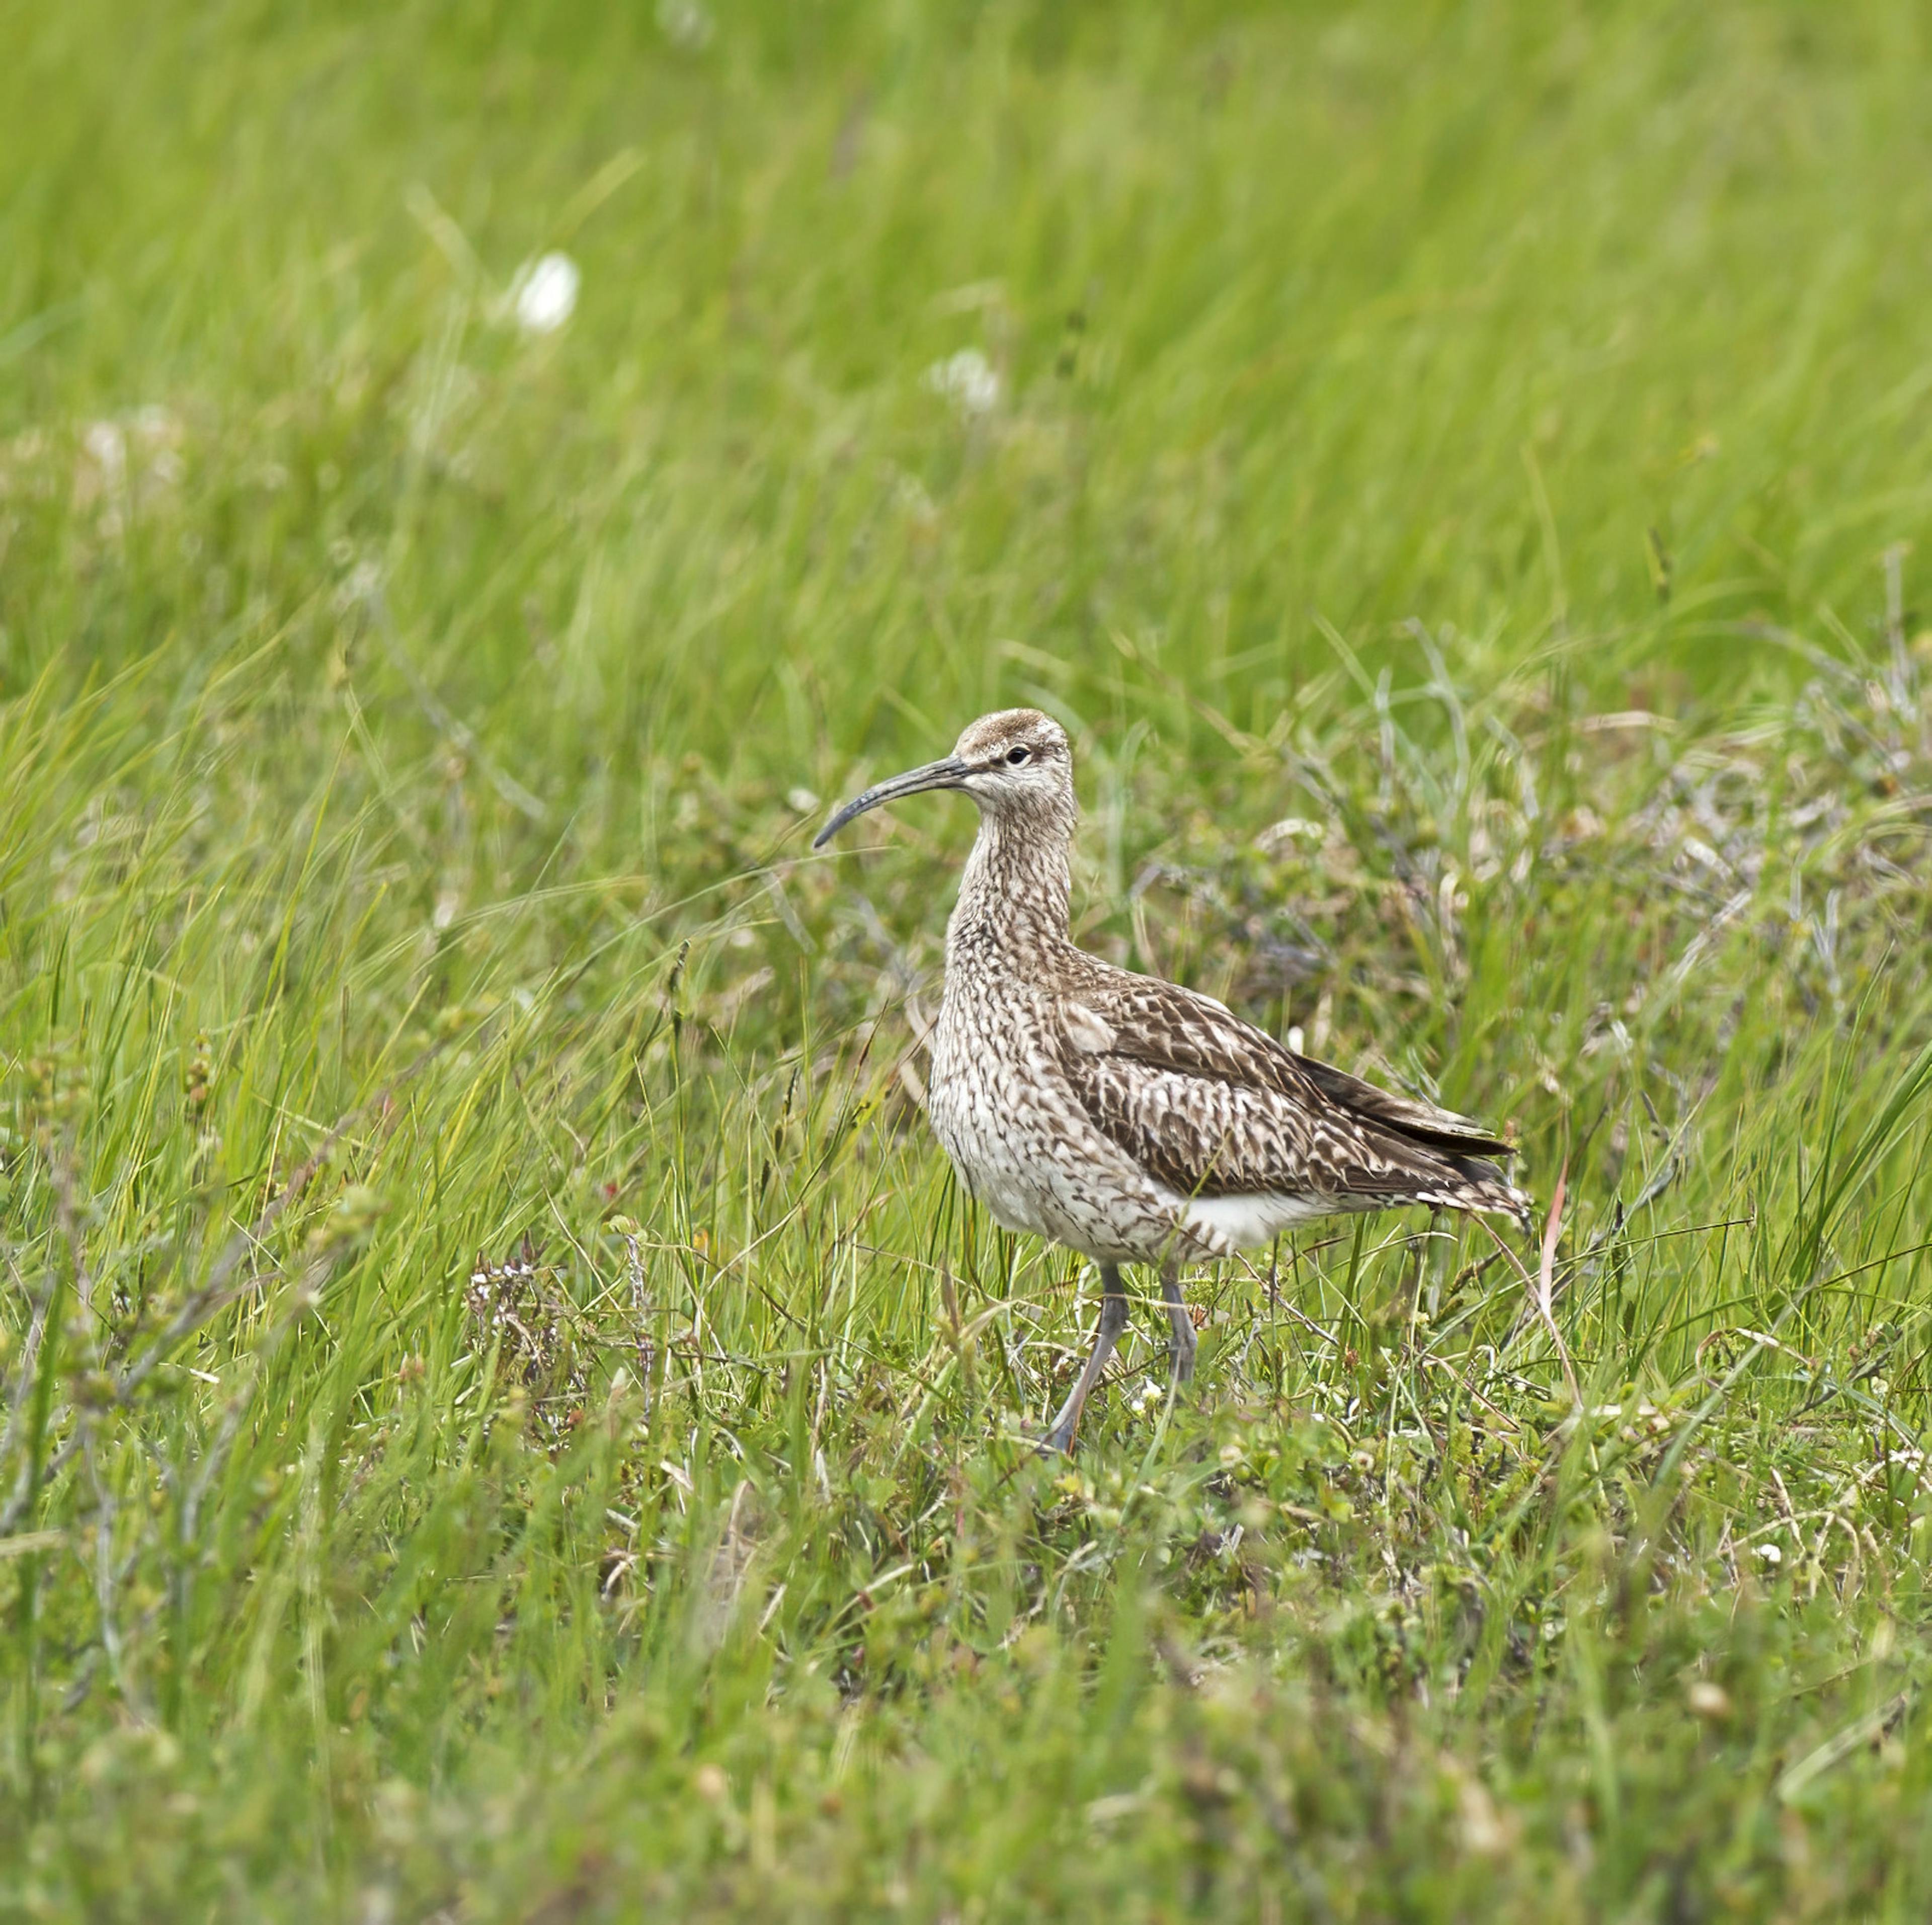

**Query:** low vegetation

left=4, top=2, right=1931, bottom=1916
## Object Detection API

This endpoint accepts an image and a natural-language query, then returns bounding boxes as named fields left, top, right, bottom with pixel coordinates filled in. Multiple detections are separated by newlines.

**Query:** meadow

left=4, top=1, right=1932, bottom=1915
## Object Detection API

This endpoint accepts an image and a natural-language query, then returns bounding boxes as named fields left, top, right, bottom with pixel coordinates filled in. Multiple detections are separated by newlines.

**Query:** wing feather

left=1052, top=968, right=1519, bottom=1213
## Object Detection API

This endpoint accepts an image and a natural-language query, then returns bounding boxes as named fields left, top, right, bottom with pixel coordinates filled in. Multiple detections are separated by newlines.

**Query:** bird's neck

left=947, top=814, right=1072, bottom=968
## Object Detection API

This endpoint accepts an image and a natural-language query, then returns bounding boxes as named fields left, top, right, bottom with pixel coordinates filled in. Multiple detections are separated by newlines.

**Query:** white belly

left=1166, top=1189, right=1341, bottom=1250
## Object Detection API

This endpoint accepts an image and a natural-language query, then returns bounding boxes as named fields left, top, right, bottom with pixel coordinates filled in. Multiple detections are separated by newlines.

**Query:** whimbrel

left=815, top=709, right=1528, bottom=1453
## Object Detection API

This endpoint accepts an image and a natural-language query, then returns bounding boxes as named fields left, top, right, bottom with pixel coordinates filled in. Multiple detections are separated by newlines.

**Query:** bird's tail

left=1432, top=1154, right=1535, bottom=1234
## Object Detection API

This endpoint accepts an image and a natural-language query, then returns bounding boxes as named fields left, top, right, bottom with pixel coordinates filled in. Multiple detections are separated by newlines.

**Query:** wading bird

left=815, top=710, right=1528, bottom=1453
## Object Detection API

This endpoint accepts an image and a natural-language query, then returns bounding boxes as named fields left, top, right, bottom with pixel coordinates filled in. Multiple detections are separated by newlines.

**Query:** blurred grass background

left=3, top=1, right=1932, bottom=1918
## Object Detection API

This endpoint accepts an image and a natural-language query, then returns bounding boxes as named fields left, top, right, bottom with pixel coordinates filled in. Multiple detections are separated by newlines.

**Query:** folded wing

left=1053, top=971, right=1524, bottom=1220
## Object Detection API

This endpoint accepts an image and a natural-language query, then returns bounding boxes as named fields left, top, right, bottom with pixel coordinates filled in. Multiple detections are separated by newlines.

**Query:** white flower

left=83, top=421, right=127, bottom=486
left=1753, top=1543, right=1783, bottom=1565
left=924, top=348, right=1000, bottom=421
left=131, top=404, right=181, bottom=447
left=656, top=0, right=713, bottom=50
left=507, top=253, right=580, bottom=335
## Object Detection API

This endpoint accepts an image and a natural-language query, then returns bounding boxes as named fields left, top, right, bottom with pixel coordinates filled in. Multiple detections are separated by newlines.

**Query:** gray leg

left=1161, top=1260, right=1197, bottom=1386
left=1042, top=1264, right=1130, bottom=1455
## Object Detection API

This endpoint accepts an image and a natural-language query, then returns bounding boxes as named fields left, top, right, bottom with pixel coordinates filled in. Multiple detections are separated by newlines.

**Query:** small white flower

left=1753, top=1543, right=1783, bottom=1565
left=131, top=404, right=181, bottom=448
left=83, top=420, right=127, bottom=486
left=924, top=348, right=1001, bottom=421
left=507, top=252, right=580, bottom=335
left=656, top=0, right=713, bottom=49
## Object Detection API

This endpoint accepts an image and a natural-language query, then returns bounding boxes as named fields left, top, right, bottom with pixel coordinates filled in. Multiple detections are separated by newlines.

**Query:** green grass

left=4, top=0, right=1932, bottom=1915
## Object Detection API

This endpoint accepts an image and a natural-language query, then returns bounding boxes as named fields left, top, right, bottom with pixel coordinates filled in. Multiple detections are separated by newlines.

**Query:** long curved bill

left=812, top=756, right=970, bottom=849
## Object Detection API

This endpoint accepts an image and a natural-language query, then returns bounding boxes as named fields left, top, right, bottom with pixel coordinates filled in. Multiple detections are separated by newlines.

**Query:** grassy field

left=4, top=0, right=1932, bottom=1915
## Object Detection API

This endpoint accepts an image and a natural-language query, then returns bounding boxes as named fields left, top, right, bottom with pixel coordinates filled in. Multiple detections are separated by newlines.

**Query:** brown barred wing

left=1053, top=973, right=1527, bottom=1220
left=1059, top=1046, right=1470, bottom=1205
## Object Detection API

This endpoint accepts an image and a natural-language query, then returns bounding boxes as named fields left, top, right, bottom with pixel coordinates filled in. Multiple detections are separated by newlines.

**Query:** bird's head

left=812, top=708, right=1075, bottom=849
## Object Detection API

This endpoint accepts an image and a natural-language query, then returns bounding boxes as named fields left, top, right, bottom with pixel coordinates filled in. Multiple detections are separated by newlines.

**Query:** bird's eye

left=1005, top=746, right=1031, bottom=765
